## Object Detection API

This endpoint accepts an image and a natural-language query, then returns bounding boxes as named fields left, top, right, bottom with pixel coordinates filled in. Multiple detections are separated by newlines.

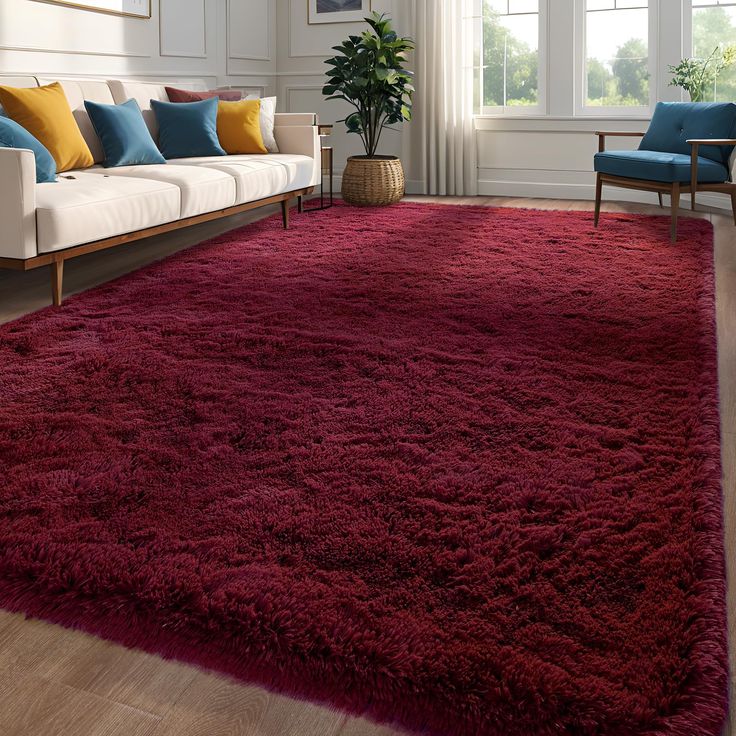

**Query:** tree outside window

left=585, top=1, right=649, bottom=108
left=480, top=0, right=540, bottom=111
left=692, top=1, right=736, bottom=102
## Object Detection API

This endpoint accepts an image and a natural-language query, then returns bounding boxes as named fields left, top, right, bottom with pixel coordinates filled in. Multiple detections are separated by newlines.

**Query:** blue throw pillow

left=0, top=115, right=56, bottom=183
left=150, top=97, right=226, bottom=160
left=84, top=98, right=166, bottom=168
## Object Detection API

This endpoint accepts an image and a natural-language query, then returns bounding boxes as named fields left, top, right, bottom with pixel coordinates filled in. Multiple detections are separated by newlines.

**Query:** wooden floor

left=0, top=195, right=733, bottom=736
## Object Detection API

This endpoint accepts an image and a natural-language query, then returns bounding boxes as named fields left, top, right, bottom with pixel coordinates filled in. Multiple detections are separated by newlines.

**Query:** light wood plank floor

left=0, top=196, right=733, bottom=736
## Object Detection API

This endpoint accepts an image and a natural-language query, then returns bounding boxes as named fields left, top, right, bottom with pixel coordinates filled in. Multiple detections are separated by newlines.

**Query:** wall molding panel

left=0, top=43, right=150, bottom=58
left=227, top=0, right=271, bottom=62
left=159, top=0, right=207, bottom=59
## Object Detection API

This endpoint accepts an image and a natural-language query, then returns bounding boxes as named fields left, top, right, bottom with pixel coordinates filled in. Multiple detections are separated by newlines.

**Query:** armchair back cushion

left=640, top=102, right=736, bottom=165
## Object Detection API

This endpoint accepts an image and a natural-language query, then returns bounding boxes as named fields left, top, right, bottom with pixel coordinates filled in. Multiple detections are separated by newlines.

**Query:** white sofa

left=0, top=75, right=321, bottom=305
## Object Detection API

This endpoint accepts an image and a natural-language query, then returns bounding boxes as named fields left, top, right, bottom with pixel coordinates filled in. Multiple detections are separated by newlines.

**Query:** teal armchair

left=594, top=102, right=736, bottom=242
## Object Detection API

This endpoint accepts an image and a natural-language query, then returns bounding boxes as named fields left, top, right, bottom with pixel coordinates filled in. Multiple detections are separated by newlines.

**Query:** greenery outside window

left=583, top=0, right=652, bottom=113
left=476, top=0, right=545, bottom=114
left=690, top=1, right=736, bottom=102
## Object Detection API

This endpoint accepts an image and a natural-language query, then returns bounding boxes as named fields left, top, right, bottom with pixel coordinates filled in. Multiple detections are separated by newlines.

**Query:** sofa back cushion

left=108, top=80, right=210, bottom=140
left=640, top=101, right=736, bottom=165
left=0, top=75, right=38, bottom=103
left=0, top=82, right=94, bottom=172
left=37, top=78, right=115, bottom=164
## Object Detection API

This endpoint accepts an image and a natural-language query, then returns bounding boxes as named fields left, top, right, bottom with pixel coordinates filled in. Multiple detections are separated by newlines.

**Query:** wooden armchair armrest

left=686, top=138, right=736, bottom=145
left=686, top=139, right=736, bottom=209
left=595, top=131, right=645, bottom=152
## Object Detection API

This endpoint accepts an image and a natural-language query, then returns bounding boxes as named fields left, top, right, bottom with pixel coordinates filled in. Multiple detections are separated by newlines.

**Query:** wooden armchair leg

left=594, top=173, right=603, bottom=227
left=50, top=259, right=64, bottom=307
left=670, top=182, right=680, bottom=243
left=297, top=195, right=303, bottom=214
left=657, top=192, right=663, bottom=208
left=281, top=199, right=291, bottom=230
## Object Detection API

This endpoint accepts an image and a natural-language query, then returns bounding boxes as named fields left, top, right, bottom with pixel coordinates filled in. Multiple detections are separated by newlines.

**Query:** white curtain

left=413, top=0, right=478, bottom=196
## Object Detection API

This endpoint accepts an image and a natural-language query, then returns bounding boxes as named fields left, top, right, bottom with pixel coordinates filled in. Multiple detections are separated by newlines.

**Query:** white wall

left=0, top=0, right=277, bottom=98
left=274, top=0, right=417, bottom=189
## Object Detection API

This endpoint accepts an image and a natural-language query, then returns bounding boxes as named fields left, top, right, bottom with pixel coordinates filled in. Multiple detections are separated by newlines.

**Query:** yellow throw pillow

left=217, top=99, right=267, bottom=155
left=0, top=82, right=94, bottom=172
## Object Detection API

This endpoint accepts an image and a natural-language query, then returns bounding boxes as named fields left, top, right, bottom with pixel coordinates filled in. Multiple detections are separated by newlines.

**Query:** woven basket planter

left=341, top=156, right=405, bottom=206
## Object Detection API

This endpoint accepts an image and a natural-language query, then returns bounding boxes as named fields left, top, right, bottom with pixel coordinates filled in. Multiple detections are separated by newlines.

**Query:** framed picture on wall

left=35, top=0, right=151, bottom=18
left=307, top=0, right=371, bottom=25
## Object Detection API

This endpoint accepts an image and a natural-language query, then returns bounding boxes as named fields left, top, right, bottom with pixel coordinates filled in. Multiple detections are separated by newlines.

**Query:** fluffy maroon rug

left=0, top=203, right=727, bottom=736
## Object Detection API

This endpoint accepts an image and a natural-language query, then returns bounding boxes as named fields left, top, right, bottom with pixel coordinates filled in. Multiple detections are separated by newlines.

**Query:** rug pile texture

left=0, top=204, right=727, bottom=736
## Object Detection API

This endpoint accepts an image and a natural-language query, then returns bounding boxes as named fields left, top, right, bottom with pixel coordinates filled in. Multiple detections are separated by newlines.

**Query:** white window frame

left=574, top=0, right=659, bottom=117
left=477, top=0, right=549, bottom=117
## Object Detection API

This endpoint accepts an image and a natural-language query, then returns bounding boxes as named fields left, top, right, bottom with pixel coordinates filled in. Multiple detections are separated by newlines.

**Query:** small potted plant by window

left=323, top=12, right=414, bottom=206
left=668, top=45, right=736, bottom=102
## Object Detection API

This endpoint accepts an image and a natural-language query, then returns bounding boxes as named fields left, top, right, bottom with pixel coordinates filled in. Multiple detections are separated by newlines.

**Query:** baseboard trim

left=477, top=179, right=734, bottom=213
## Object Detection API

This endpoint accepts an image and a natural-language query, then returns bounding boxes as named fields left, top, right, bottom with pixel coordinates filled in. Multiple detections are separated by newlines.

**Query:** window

left=477, top=0, right=543, bottom=114
left=584, top=0, right=650, bottom=110
left=691, top=1, right=736, bottom=102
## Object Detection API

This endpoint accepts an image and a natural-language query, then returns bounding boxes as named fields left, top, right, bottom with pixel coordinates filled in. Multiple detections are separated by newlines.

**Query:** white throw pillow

left=247, top=95, right=278, bottom=153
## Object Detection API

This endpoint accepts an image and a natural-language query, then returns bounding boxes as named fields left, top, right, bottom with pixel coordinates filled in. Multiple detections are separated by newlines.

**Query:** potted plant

left=668, top=45, right=736, bottom=102
left=323, top=12, right=415, bottom=206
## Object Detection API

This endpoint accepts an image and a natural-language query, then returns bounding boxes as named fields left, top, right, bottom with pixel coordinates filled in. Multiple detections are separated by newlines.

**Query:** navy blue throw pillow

left=150, top=97, right=226, bottom=160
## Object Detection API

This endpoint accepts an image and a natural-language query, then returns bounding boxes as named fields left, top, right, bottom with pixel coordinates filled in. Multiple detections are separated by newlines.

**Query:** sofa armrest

left=275, top=113, right=318, bottom=127
left=274, top=124, right=321, bottom=187
left=0, top=148, right=37, bottom=260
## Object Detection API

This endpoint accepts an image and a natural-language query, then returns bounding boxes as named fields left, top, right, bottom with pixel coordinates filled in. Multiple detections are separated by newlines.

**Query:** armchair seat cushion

left=594, top=150, right=729, bottom=184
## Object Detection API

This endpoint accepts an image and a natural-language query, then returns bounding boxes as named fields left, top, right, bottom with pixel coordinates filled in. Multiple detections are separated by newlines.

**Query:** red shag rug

left=0, top=204, right=727, bottom=736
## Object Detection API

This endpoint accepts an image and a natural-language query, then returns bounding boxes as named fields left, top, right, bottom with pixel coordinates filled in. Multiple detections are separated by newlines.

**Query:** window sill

left=474, top=114, right=652, bottom=122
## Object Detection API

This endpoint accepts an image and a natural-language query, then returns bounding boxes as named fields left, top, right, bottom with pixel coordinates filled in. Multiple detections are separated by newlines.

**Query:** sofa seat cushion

left=172, top=154, right=314, bottom=204
left=35, top=172, right=180, bottom=253
left=82, top=164, right=236, bottom=218
left=594, top=150, right=729, bottom=184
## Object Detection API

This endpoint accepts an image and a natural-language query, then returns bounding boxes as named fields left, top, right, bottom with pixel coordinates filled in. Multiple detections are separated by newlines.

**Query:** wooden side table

left=300, top=124, right=334, bottom=213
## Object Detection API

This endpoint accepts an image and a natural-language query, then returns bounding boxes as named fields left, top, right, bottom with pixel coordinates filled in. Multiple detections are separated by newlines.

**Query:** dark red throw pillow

left=165, top=86, right=242, bottom=103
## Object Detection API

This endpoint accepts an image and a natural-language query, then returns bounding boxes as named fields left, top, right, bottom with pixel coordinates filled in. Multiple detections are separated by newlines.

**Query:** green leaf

left=322, top=11, right=414, bottom=156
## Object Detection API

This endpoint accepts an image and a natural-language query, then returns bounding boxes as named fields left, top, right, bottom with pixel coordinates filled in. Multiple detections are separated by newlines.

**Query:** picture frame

left=307, top=0, right=371, bottom=25
left=35, top=0, right=151, bottom=19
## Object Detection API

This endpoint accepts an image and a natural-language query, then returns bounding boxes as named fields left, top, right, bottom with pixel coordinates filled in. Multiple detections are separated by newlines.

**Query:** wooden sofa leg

left=297, top=195, right=303, bottom=214
left=594, top=173, right=602, bottom=227
left=50, top=260, right=64, bottom=306
left=670, top=182, right=680, bottom=243
left=281, top=199, right=290, bottom=229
